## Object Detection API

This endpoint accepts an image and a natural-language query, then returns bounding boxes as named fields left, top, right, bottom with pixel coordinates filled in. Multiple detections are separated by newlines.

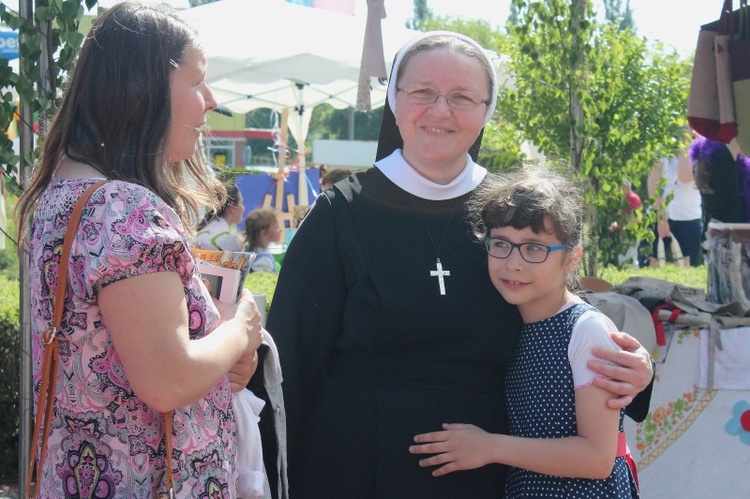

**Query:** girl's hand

left=410, top=423, right=492, bottom=477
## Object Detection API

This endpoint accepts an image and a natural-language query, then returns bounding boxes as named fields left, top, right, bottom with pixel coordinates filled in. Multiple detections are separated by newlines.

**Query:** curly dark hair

left=467, top=163, right=585, bottom=292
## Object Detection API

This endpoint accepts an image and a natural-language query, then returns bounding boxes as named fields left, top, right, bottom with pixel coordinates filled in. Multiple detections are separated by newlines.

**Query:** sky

left=2, top=0, right=719, bottom=56
left=378, top=0, right=717, bottom=57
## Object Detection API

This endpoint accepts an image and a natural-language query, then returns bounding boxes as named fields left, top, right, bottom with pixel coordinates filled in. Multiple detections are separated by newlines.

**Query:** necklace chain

left=411, top=195, right=460, bottom=295
left=410, top=195, right=459, bottom=257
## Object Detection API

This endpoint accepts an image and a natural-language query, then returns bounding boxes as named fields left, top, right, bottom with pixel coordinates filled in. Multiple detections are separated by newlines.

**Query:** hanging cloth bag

left=731, top=1, right=750, bottom=151
left=688, top=0, right=738, bottom=143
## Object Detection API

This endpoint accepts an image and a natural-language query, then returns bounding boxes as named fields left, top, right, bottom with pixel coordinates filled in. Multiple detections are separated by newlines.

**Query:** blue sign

left=0, top=32, right=18, bottom=60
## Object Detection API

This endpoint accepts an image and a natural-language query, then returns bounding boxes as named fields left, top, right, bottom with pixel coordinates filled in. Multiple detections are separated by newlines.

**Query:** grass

left=245, top=271, right=279, bottom=315
left=598, top=264, right=708, bottom=291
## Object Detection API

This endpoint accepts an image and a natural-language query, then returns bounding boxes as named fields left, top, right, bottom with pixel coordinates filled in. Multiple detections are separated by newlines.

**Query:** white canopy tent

left=178, top=0, right=419, bottom=163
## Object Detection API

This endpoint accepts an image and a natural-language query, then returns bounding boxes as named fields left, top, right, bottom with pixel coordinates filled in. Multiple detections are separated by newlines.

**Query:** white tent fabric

left=177, top=0, right=420, bottom=149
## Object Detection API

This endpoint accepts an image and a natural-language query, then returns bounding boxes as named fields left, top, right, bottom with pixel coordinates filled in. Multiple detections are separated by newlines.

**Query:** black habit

left=267, top=167, right=520, bottom=498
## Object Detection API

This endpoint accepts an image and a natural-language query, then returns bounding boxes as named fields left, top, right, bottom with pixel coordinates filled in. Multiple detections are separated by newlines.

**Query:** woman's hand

left=228, top=349, right=259, bottom=393
left=588, top=331, right=654, bottom=409
left=214, top=290, right=264, bottom=392
left=213, top=289, right=264, bottom=353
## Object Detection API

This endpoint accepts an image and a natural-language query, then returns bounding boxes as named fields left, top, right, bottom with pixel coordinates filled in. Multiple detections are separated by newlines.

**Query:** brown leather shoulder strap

left=26, top=179, right=110, bottom=497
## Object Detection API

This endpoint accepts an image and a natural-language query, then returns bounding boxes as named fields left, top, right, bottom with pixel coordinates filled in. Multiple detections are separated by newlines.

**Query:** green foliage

left=245, top=271, right=279, bottom=315
left=493, top=0, right=692, bottom=274
left=420, top=16, right=505, bottom=47
left=308, top=104, right=384, bottom=143
left=0, top=247, right=19, bottom=281
left=406, top=0, right=433, bottom=31
left=0, top=0, right=96, bottom=194
left=602, top=0, right=636, bottom=33
left=0, top=275, right=20, bottom=479
left=599, top=264, right=708, bottom=291
left=0, top=196, right=20, bottom=279
left=479, top=120, right=527, bottom=173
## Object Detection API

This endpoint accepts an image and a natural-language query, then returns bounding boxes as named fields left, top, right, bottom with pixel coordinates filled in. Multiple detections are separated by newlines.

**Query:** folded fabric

left=233, top=388, right=267, bottom=498
left=699, top=326, right=750, bottom=390
left=585, top=291, right=657, bottom=356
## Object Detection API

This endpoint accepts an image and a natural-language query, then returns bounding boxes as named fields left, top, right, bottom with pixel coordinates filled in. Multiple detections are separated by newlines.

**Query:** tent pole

left=274, top=108, right=289, bottom=214
left=296, top=106, right=308, bottom=208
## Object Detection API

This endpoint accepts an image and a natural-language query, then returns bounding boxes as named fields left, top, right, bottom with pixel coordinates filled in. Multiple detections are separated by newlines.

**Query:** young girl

left=410, top=166, right=640, bottom=498
left=245, top=208, right=282, bottom=272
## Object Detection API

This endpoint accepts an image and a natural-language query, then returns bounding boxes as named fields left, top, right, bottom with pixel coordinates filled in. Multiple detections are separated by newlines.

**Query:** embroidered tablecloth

left=624, top=326, right=750, bottom=497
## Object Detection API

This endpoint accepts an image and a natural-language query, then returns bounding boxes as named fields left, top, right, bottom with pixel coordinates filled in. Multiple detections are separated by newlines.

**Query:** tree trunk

left=569, top=0, right=598, bottom=276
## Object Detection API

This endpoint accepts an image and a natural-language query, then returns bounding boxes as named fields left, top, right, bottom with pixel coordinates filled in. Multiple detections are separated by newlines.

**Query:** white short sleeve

left=568, top=309, right=621, bottom=389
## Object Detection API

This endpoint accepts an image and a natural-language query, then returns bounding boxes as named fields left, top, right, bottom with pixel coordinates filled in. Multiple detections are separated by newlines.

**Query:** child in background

left=245, top=208, right=282, bottom=272
left=194, top=182, right=245, bottom=251
left=411, top=166, right=639, bottom=498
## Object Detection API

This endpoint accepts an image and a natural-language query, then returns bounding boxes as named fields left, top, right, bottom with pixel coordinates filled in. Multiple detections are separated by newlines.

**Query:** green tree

left=419, top=15, right=504, bottom=49
left=407, top=0, right=433, bottom=30
left=602, top=0, right=636, bottom=33
left=0, top=0, right=96, bottom=194
left=308, top=104, right=383, bottom=142
left=497, top=0, right=691, bottom=275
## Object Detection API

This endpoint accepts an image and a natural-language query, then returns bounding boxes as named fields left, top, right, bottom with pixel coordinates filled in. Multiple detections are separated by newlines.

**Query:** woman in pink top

left=15, top=3, right=263, bottom=496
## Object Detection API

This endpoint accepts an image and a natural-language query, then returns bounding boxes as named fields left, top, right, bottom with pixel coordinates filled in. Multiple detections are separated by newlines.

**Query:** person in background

left=690, top=136, right=747, bottom=229
left=194, top=181, right=245, bottom=251
left=263, top=31, right=653, bottom=498
left=14, top=2, right=264, bottom=495
left=412, top=166, right=639, bottom=498
left=622, top=178, right=642, bottom=218
left=649, top=149, right=703, bottom=266
left=320, top=167, right=353, bottom=191
left=613, top=178, right=642, bottom=267
left=245, top=208, right=282, bottom=272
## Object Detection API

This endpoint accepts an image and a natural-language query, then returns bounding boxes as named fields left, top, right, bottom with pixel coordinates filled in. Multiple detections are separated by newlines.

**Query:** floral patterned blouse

left=29, top=179, right=237, bottom=498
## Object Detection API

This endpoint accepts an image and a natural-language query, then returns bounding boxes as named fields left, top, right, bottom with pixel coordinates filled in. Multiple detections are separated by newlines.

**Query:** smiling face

left=394, top=49, right=489, bottom=184
left=166, top=44, right=217, bottom=163
left=487, top=222, right=582, bottom=324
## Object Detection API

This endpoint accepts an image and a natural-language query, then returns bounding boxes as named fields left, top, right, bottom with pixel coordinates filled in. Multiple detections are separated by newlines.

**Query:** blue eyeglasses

left=483, top=237, right=566, bottom=264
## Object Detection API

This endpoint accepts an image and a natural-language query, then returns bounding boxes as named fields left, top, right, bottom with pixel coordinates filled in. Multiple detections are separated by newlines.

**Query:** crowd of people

left=19, top=3, right=661, bottom=498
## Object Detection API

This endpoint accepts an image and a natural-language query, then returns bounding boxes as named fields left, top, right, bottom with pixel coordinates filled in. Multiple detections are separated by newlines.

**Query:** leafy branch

left=0, top=0, right=97, bottom=195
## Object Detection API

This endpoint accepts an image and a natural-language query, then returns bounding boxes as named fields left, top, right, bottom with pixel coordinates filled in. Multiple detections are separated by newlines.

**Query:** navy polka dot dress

left=504, top=303, right=640, bottom=498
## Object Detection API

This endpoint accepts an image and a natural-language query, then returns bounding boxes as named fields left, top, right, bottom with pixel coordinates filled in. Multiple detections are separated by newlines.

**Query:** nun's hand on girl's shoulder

left=588, top=331, right=653, bottom=409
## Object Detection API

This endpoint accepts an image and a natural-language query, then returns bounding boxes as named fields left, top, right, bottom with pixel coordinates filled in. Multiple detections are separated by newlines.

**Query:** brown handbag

left=25, top=180, right=175, bottom=498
